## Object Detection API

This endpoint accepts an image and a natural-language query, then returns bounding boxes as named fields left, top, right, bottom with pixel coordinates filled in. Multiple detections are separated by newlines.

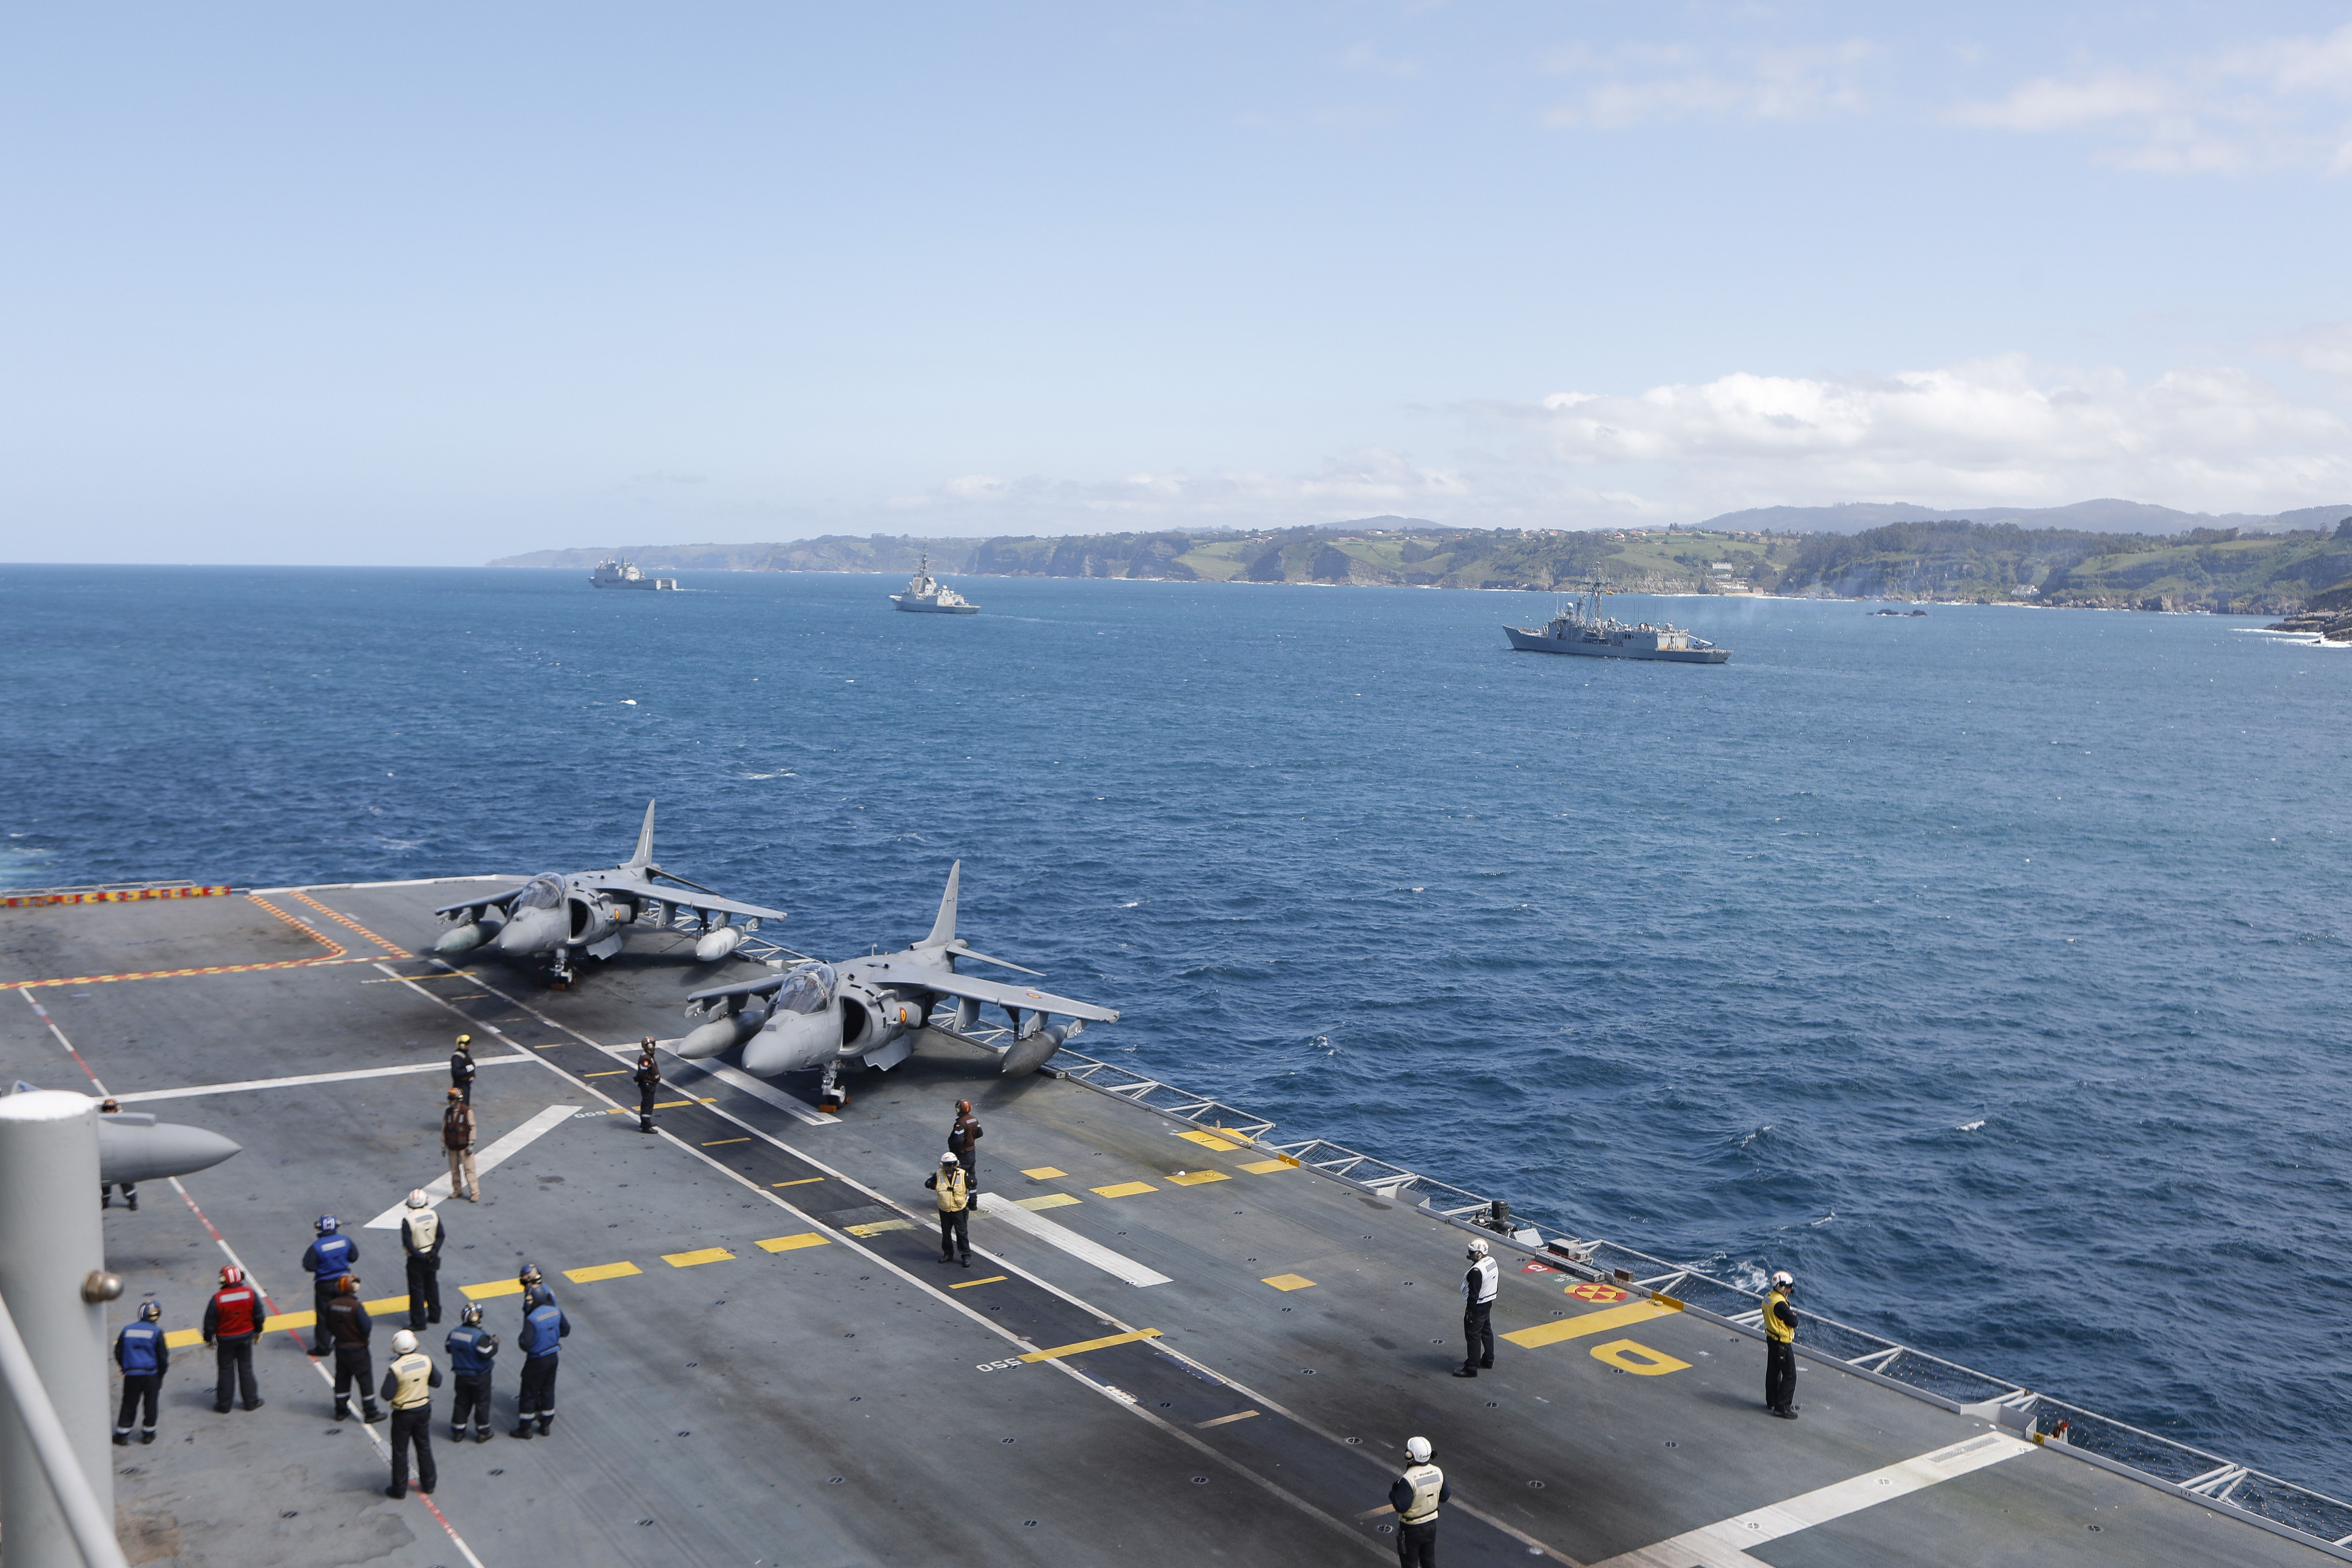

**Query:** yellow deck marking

left=1091, top=1181, right=1157, bottom=1198
left=1021, top=1166, right=1067, bottom=1179
left=844, top=1219, right=915, bottom=1237
left=1197, top=1410, right=1259, bottom=1428
left=1501, top=1298, right=1679, bottom=1349
left=164, top=1329, right=205, bottom=1349
left=583, top=1070, right=626, bottom=1077
left=1261, top=1273, right=1315, bottom=1292
left=701, top=1137, right=749, bottom=1146
left=950, top=1275, right=1009, bottom=1289
left=261, top=1310, right=316, bottom=1331
left=757, top=1233, right=830, bottom=1252
left=1018, top=1327, right=1161, bottom=1363
left=1239, top=1158, right=1295, bottom=1174
left=663, top=1247, right=736, bottom=1268
left=772, top=1176, right=825, bottom=1188
left=461, top=1279, right=526, bottom=1299
left=364, top=1294, right=411, bottom=1316
left=1177, top=1130, right=1238, bottom=1151
left=1015, top=1193, right=1081, bottom=1211
left=1166, top=1169, right=1229, bottom=1186
left=565, top=1261, right=642, bottom=1283
left=1590, top=1338, right=1690, bottom=1375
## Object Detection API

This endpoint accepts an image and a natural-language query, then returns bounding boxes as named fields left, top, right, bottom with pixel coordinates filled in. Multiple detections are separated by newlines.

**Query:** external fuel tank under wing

left=429, top=800, right=788, bottom=983
left=676, top=861, right=1118, bottom=1111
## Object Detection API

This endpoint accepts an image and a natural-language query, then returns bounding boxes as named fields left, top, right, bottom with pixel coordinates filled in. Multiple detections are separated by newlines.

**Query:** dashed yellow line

left=1021, top=1166, right=1067, bottom=1179
left=773, top=1177, right=825, bottom=1188
left=702, top=1137, right=749, bottom=1146
left=1240, top=1158, right=1296, bottom=1174
left=1091, top=1181, right=1157, bottom=1198
left=565, top=1261, right=641, bottom=1283
left=663, top=1247, right=735, bottom=1268
left=950, top=1275, right=1008, bottom=1289
left=757, top=1233, right=829, bottom=1253
left=1167, top=1170, right=1229, bottom=1186
left=1019, top=1328, right=1161, bottom=1363
left=1016, top=1193, right=1080, bottom=1211
left=1261, top=1274, right=1315, bottom=1292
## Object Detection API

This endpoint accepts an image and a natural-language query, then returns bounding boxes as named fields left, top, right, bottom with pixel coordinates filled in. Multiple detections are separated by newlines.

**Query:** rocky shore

left=2263, top=609, right=2352, bottom=642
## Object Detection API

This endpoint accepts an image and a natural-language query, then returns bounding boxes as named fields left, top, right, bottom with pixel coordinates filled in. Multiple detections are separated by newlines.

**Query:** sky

left=5, top=2, right=2352, bottom=564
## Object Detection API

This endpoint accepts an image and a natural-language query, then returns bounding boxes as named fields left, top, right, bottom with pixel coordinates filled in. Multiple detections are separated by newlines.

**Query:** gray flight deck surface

left=0, top=882, right=2333, bottom=1567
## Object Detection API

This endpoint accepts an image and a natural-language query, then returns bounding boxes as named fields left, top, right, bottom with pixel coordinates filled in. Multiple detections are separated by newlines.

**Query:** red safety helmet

left=219, top=1266, right=244, bottom=1287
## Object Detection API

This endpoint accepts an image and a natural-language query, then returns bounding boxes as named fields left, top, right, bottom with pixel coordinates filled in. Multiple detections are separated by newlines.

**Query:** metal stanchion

left=0, top=1089, right=124, bottom=1568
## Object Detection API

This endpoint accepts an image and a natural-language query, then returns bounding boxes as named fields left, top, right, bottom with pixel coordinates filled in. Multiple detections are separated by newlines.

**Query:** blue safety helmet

left=137, top=1300, right=161, bottom=1322
left=316, top=1215, right=339, bottom=1234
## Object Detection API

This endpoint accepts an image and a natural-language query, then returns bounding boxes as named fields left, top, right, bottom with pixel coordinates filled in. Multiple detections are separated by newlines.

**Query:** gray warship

left=589, top=556, right=677, bottom=590
left=891, top=551, right=978, bottom=614
left=1506, top=578, right=1730, bottom=662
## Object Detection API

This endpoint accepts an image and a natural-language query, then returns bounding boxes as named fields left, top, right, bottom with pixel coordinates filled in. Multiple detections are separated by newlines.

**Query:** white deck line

left=639, top=1045, right=840, bottom=1127
left=113, top=1055, right=538, bottom=1103
left=1592, top=1431, right=2036, bottom=1568
left=980, top=1195, right=1172, bottom=1288
left=364, top=1102, right=582, bottom=1226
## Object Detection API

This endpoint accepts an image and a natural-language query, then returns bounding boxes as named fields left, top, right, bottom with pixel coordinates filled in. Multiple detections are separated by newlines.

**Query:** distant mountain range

left=493, top=502, right=2352, bottom=613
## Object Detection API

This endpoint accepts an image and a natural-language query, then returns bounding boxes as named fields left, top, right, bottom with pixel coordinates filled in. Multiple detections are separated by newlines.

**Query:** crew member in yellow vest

left=924, top=1151, right=972, bottom=1267
left=1763, top=1269, right=1799, bottom=1419
left=401, top=1190, right=444, bottom=1331
left=1387, top=1434, right=1450, bottom=1568
left=379, top=1329, right=444, bottom=1499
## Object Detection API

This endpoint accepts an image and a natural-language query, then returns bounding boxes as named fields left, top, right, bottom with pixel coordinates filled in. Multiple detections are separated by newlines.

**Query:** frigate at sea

left=1505, top=579, right=1730, bottom=662
left=3, top=879, right=2347, bottom=1567
left=891, top=551, right=979, bottom=614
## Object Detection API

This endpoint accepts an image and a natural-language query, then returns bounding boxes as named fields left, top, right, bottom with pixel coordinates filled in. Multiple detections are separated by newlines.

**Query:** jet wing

left=683, top=974, right=788, bottom=1007
left=435, top=889, right=523, bottom=917
left=845, top=961, right=1119, bottom=1024
left=585, top=873, right=788, bottom=924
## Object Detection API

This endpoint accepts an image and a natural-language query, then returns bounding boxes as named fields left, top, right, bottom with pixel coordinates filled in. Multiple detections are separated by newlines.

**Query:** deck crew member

left=300, top=1216, right=357, bottom=1355
left=510, top=1267, right=569, bottom=1438
left=1454, top=1238, right=1498, bottom=1378
left=1388, top=1434, right=1450, bottom=1568
left=449, top=1035, right=477, bottom=1106
left=202, top=1265, right=265, bottom=1412
left=948, top=1100, right=983, bottom=1212
left=380, top=1329, right=443, bottom=1498
left=633, top=1040, right=661, bottom=1134
left=445, top=1301, right=499, bottom=1443
left=1764, top=1269, right=1799, bottom=1419
left=925, top=1150, right=972, bottom=1267
left=325, top=1274, right=384, bottom=1423
left=98, top=1098, right=138, bottom=1210
left=401, top=1189, right=444, bottom=1329
left=443, top=1088, right=479, bottom=1202
left=112, top=1300, right=168, bottom=1446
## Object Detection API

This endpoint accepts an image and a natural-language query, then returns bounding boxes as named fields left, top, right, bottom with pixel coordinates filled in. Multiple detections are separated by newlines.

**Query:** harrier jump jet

left=430, top=801, right=788, bottom=984
left=673, top=862, right=1117, bottom=1111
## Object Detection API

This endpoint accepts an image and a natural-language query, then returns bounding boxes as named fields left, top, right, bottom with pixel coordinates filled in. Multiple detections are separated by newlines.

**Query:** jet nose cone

left=97, top=1121, right=243, bottom=1184
left=742, top=1013, right=833, bottom=1077
left=496, top=911, right=562, bottom=955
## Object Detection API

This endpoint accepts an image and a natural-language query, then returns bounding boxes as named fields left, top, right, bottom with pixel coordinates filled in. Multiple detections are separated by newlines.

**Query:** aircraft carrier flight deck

left=2, top=879, right=2343, bottom=1567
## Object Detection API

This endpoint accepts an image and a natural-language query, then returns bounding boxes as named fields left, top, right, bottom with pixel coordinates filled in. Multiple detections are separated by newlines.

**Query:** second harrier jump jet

left=429, top=801, right=787, bottom=984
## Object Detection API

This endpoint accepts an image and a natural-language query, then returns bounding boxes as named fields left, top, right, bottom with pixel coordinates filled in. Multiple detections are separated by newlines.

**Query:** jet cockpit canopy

left=777, top=963, right=836, bottom=1015
left=513, top=875, right=565, bottom=911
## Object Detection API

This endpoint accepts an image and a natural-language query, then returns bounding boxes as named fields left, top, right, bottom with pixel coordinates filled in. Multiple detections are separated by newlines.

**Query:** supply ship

left=1505, top=579, right=1729, bottom=662
left=891, top=552, right=979, bottom=614
left=589, top=556, right=678, bottom=590
left=4, top=879, right=2346, bottom=1567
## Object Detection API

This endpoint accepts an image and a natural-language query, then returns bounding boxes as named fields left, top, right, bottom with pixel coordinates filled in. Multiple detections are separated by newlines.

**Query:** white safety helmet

left=1771, top=1270, right=1794, bottom=1290
left=390, top=1330, right=418, bottom=1354
left=1465, top=1238, right=1489, bottom=1260
left=941, top=1151, right=960, bottom=1165
left=1405, top=1435, right=1432, bottom=1464
left=406, top=1190, right=429, bottom=1209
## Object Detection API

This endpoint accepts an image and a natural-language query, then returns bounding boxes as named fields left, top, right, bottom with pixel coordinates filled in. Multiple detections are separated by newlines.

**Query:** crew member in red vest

left=202, top=1265, right=266, bottom=1413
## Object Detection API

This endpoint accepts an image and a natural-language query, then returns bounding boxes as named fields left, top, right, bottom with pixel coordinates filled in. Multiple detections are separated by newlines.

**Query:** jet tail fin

left=628, top=800, right=657, bottom=869
left=918, top=861, right=960, bottom=949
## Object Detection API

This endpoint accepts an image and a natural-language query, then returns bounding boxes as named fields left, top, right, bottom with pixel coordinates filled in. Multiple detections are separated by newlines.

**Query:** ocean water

left=5, top=563, right=2349, bottom=1488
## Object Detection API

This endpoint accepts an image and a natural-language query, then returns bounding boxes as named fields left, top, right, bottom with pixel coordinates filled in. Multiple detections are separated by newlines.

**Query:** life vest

left=1463, top=1257, right=1498, bottom=1304
left=310, top=1233, right=355, bottom=1280
left=388, top=1351, right=435, bottom=1410
left=1399, top=1462, right=1446, bottom=1525
left=948, top=1117, right=980, bottom=1155
left=116, top=1323, right=163, bottom=1375
left=445, top=1324, right=497, bottom=1374
left=935, top=1167, right=969, bottom=1213
left=1764, top=1287, right=1795, bottom=1344
left=211, top=1285, right=261, bottom=1338
left=522, top=1300, right=567, bottom=1358
left=404, top=1208, right=441, bottom=1255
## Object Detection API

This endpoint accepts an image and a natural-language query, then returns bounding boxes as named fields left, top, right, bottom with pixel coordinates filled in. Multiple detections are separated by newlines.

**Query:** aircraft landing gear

left=547, top=952, right=573, bottom=990
left=816, top=1062, right=847, bottom=1114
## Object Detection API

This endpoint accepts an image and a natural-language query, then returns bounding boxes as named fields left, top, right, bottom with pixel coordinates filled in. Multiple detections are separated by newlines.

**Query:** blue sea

left=5, top=564, right=2349, bottom=1488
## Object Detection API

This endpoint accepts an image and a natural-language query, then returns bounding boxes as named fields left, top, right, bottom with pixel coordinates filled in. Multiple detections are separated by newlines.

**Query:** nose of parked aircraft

left=496, top=909, right=566, bottom=956
left=741, top=1010, right=834, bottom=1077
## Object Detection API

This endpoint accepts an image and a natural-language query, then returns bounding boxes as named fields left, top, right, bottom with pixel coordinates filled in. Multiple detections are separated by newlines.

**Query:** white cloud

left=1950, top=23, right=2352, bottom=173
left=1544, top=40, right=1876, bottom=128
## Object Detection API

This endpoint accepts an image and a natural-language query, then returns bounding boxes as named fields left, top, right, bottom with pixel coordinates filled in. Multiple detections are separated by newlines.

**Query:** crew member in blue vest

left=445, top=1301, right=499, bottom=1443
left=379, top=1329, right=443, bottom=1498
left=510, top=1266, right=569, bottom=1438
left=112, top=1300, right=169, bottom=1445
left=300, top=1216, right=356, bottom=1355
left=1387, top=1434, right=1450, bottom=1568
